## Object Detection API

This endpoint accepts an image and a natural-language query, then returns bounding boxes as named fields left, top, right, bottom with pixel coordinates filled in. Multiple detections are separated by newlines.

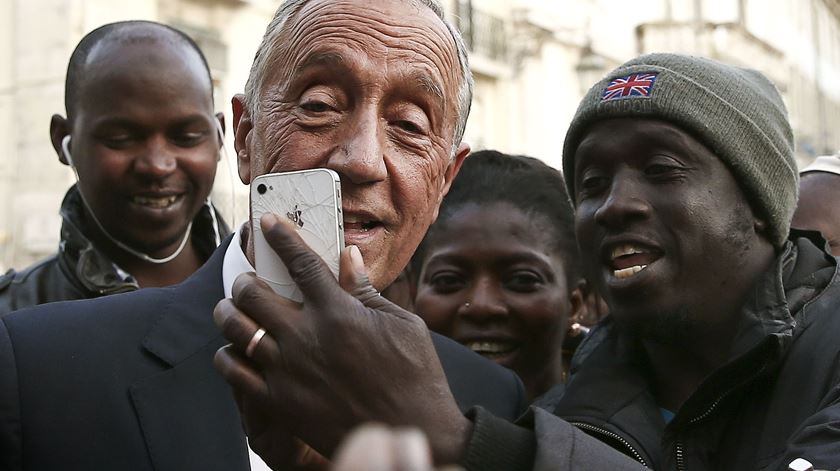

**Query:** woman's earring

left=567, top=322, right=590, bottom=338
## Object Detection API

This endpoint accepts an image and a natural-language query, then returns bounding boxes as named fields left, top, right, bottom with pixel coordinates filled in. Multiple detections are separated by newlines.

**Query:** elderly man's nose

left=327, top=114, right=387, bottom=184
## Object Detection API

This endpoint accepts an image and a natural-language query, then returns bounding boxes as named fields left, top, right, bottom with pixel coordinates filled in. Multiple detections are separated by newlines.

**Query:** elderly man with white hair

left=0, top=1, right=527, bottom=470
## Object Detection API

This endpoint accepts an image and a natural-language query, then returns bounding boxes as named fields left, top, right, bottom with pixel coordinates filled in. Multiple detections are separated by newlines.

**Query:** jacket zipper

left=571, top=421, right=649, bottom=468
left=688, top=364, right=769, bottom=425
left=675, top=440, right=686, bottom=471
left=673, top=385, right=741, bottom=471
left=672, top=364, right=769, bottom=470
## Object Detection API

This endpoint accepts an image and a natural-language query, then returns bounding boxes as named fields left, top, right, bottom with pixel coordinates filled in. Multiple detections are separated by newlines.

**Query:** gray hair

left=243, top=0, right=473, bottom=153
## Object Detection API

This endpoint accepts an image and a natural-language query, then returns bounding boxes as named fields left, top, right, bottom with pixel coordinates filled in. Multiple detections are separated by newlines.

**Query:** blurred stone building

left=450, top=0, right=839, bottom=166
left=1, top=0, right=839, bottom=269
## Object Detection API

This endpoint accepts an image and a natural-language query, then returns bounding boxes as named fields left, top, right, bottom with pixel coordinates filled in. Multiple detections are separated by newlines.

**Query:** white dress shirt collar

left=222, top=224, right=255, bottom=298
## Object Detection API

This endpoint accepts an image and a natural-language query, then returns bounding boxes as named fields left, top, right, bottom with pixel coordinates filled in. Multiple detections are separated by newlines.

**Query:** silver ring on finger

left=245, top=327, right=267, bottom=358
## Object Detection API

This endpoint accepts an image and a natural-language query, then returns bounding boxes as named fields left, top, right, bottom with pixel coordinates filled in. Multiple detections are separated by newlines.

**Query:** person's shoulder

left=0, top=255, right=66, bottom=316
left=0, top=269, right=13, bottom=295
left=2, top=284, right=174, bottom=342
left=0, top=255, right=60, bottom=288
left=0, top=285, right=185, bottom=390
left=2, top=249, right=225, bottom=348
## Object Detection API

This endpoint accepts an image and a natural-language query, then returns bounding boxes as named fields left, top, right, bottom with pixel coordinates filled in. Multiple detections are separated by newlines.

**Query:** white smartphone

left=250, top=169, right=344, bottom=302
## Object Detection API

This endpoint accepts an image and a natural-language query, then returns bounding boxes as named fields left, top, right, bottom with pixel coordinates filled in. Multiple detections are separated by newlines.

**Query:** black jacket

left=463, top=233, right=840, bottom=471
left=0, top=186, right=230, bottom=315
left=0, top=235, right=526, bottom=471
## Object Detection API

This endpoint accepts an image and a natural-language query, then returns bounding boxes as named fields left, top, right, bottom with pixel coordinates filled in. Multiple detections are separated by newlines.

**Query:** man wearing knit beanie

left=792, top=152, right=840, bottom=255
left=562, top=53, right=798, bottom=247
left=455, top=53, right=840, bottom=471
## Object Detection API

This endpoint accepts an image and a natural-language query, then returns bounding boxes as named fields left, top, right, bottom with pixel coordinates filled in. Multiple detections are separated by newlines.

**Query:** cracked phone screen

left=251, top=169, right=344, bottom=302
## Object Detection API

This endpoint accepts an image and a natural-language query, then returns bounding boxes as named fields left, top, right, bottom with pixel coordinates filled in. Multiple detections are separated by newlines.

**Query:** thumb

left=339, top=247, right=423, bottom=321
left=339, top=245, right=379, bottom=305
left=338, top=246, right=404, bottom=313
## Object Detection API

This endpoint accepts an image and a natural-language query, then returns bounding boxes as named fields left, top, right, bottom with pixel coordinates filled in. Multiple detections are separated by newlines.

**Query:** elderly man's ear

left=232, top=94, right=253, bottom=184
left=447, top=143, right=471, bottom=190
left=431, top=143, right=471, bottom=222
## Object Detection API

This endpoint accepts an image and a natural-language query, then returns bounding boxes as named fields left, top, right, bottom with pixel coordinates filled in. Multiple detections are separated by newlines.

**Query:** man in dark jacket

left=0, top=3, right=527, bottom=470
left=462, top=54, right=840, bottom=470
left=216, top=53, right=840, bottom=471
left=0, top=21, right=229, bottom=316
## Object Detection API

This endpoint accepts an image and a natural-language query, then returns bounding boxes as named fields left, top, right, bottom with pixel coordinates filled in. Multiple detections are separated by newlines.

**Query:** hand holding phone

left=250, top=169, right=344, bottom=302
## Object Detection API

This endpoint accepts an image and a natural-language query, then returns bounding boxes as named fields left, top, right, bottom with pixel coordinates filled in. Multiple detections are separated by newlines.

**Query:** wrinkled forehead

left=262, top=0, right=461, bottom=102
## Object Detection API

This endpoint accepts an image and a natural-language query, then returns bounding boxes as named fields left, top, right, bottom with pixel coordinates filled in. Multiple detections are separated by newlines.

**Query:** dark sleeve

left=765, top=380, right=840, bottom=470
left=461, top=406, right=537, bottom=471
left=461, top=406, right=648, bottom=471
left=0, top=318, right=22, bottom=471
left=528, top=407, right=648, bottom=470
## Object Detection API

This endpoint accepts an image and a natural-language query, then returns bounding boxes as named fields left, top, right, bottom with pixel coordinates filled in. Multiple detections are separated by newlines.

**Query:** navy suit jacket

left=0, top=236, right=525, bottom=470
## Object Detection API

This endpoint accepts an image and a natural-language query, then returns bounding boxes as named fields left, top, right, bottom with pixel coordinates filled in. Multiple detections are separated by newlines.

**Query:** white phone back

left=251, top=169, right=344, bottom=302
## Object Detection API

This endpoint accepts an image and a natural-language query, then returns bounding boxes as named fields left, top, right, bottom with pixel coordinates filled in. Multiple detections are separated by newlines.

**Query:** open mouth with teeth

left=464, top=340, right=519, bottom=360
left=132, top=194, right=182, bottom=209
left=609, top=244, right=662, bottom=280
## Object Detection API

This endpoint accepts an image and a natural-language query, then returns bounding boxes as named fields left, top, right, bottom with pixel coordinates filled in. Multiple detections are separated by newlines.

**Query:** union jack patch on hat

left=602, top=73, right=658, bottom=101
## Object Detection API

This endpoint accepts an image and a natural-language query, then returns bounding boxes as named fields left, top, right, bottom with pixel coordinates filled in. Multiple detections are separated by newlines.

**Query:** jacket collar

left=729, top=231, right=837, bottom=359
left=140, top=235, right=231, bottom=367
left=58, top=186, right=138, bottom=295
left=57, top=185, right=230, bottom=297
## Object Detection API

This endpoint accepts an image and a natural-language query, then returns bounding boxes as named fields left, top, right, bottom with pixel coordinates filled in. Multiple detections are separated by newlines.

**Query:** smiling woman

left=410, top=150, right=587, bottom=401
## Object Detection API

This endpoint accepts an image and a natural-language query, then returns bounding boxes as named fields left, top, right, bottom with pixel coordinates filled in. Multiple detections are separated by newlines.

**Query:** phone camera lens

left=257, top=183, right=267, bottom=195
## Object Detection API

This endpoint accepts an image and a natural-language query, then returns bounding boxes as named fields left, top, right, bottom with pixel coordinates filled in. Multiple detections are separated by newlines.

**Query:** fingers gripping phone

left=251, top=169, right=344, bottom=302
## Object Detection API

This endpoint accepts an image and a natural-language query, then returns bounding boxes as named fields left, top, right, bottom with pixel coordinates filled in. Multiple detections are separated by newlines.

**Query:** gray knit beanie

left=562, top=53, right=797, bottom=248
